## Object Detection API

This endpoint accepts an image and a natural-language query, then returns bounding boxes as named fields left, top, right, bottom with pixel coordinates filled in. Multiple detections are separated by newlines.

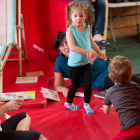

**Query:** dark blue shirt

left=54, top=54, right=110, bottom=90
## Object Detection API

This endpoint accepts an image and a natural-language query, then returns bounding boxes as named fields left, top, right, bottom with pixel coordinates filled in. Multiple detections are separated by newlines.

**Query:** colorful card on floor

left=0, top=91, right=35, bottom=101
left=26, top=71, right=44, bottom=77
left=16, top=76, right=38, bottom=83
left=75, top=92, right=84, bottom=97
left=94, top=90, right=107, bottom=99
left=41, top=87, right=60, bottom=101
left=23, top=91, right=36, bottom=99
left=0, top=92, right=29, bottom=101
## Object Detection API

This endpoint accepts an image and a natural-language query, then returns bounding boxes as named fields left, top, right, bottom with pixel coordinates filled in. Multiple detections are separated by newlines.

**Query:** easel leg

left=21, top=15, right=28, bottom=61
left=19, top=48, right=22, bottom=77
left=0, top=71, right=3, bottom=93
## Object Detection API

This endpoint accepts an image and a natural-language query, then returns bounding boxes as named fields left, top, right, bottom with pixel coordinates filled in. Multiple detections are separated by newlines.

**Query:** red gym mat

left=1, top=56, right=120, bottom=140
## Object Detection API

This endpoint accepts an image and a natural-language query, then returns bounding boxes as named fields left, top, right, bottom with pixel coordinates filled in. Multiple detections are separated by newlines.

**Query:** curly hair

left=108, top=56, right=132, bottom=85
left=66, top=0, right=93, bottom=32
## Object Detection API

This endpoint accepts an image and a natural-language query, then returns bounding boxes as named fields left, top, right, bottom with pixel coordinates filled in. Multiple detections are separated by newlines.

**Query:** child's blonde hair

left=66, top=0, right=93, bottom=32
left=108, top=56, right=132, bottom=85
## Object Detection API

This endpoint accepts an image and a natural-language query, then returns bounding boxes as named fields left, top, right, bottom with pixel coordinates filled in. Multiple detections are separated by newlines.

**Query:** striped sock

left=64, top=102, right=79, bottom=111
left=84, top=102, right=94, bottom=114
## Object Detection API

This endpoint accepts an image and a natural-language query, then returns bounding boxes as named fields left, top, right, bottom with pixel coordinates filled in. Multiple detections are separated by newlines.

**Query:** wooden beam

left=0, top=71, right=3, bottom=93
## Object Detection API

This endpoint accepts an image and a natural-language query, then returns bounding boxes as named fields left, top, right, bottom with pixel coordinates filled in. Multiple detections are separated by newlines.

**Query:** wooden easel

left=9, top=0, right=28, bottom=77
left=9, top=14, right=28, bottom=77
left=0, top=45, right=12, bottom=118
left=0, top=0, right=26, bottom=119
left=0, top=0, right=28, bottom=93
left=0, top=45, right=12, bottom=93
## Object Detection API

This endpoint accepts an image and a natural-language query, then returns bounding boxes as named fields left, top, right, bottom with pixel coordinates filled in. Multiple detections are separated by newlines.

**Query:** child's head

left=108, top=56, right=132, bottom=85
left=66, top=0, right=93, bottom=31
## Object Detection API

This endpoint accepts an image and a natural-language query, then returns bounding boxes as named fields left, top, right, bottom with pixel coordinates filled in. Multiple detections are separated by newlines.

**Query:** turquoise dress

left=68, top=24, right=91, bottom=67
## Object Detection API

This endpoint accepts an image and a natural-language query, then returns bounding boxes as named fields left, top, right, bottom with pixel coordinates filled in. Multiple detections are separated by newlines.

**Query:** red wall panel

left=21, top=0, right=69, bottom=57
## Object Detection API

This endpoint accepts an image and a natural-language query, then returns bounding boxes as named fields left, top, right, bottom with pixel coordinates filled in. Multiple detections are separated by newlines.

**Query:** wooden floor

left=106, top=36, right=140, bottom=74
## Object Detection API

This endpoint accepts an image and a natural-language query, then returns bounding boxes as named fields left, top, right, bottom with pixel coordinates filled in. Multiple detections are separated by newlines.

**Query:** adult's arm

left=0, top=99, right=24, bottom=117
left=54, top=72, right=69, bottom=97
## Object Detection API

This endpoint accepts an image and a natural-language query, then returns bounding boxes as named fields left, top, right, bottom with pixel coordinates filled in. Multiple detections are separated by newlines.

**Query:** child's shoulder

left=66, top=27, right=72, bottom=34
left=106, top=85, right=117, bottom=95
left=67, top=24, right=74, bottom=29
left=67, top=26, right=72, bottom=30
left=129, top=81, right=140, bottom=90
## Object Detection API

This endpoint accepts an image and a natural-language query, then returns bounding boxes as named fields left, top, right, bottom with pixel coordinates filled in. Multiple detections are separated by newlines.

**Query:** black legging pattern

left=67, top=63, right=92, bottom=103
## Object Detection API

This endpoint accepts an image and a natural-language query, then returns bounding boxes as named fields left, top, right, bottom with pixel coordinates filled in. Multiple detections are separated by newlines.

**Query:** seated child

left=102, top=55, right=140, bottom=140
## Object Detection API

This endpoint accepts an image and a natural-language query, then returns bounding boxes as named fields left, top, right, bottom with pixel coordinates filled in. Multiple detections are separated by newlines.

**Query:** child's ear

left=109, top=74, right=112, bottom=80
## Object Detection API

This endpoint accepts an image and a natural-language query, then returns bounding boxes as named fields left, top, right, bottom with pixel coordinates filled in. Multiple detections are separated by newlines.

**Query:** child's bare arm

left=90, top=33, right=106, bottom=61
left=102, top=104, right=113, bottom=114
left=88, top=25, right=106, bottom=61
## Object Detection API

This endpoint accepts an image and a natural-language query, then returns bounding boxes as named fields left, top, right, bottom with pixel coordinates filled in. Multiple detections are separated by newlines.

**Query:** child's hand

left=98, top=51, right=107, bottom=61
left=100, top=105, right=106, bottom=110
left=100, top=104, right=113, bottom=110
left=111, top=104, right=114, bottom=109
left=88, top=49, right=96, bottom=64
left=90, top=57, right=96, bottom=65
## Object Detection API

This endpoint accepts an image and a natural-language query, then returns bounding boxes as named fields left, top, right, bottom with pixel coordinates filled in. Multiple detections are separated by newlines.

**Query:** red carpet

left=1, top=55, right=120, bottom=140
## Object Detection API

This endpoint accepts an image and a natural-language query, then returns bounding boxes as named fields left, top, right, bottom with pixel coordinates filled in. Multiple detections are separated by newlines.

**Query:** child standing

left=65, top=1, right=106, bottom=114
left=103, top=56, right=140, bottom=139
